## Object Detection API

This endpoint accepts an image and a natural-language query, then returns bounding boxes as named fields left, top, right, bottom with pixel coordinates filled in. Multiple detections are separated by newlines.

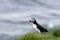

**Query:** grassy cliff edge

left=16, top=32, right=60, bottom=40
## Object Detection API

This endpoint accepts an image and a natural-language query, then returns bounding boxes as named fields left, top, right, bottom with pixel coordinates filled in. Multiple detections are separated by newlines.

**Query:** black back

left=32, top=18, right=48, bottom=33
left=37, top=24, right=48, bottom=32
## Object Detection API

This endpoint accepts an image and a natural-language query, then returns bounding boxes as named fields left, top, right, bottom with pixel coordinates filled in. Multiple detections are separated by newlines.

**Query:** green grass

left=17, top=32, right=60, bottom=40
left=53, top=29, right=60, bottom=37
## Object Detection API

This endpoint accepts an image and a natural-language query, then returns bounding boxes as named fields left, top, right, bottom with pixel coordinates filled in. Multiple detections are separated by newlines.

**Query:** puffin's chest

left=33, top=24, right=41, bottom=33
left=33, top=24, right=37, bottom=29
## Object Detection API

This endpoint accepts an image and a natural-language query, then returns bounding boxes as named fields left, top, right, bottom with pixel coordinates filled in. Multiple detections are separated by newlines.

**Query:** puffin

left=28, top=18, right=48, bottom=33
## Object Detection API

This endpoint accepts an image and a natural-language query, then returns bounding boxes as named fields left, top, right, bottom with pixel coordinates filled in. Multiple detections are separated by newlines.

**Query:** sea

left=0, top=0, right=60, bottom=40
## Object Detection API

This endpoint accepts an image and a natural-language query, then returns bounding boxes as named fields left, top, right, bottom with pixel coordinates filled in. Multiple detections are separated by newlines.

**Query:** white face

left=28, top=18, right=35, bottom=22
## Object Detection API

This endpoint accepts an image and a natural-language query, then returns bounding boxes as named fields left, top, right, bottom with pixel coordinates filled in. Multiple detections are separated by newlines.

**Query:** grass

left=16, top=29, right=60, bottom=40
left=16, top=32, right=60, bottom=40
left=53, top=29, right=60, bottom=37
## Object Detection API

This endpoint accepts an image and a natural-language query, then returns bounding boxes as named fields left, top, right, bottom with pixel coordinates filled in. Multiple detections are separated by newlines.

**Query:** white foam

left=0, top=0, right=60, bottom=37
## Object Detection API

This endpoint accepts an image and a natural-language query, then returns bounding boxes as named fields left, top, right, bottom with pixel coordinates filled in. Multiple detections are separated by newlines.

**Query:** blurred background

left=0, top=0, right=60, bottom=40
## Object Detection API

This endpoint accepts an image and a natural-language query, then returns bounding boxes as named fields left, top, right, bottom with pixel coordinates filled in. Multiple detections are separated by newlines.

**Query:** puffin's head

left=28, top=18, right=36, bottom=23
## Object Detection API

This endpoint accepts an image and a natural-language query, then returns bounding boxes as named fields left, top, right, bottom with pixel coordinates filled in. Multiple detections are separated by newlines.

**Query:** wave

left=0, top=13, right=60, bottom=24
left=0, top=0, right=60, bottom=14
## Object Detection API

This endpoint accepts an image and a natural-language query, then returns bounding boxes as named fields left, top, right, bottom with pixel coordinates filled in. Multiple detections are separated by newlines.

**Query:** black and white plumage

left=28, top=18, right=48, bottom=33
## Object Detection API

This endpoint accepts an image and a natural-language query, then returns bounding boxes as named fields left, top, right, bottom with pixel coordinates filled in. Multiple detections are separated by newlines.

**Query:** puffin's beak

left=27, top=19, right=32, bottom=22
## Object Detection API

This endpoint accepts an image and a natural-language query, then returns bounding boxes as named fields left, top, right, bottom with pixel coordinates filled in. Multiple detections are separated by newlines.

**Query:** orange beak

left=27, top=19, right=33, bottom=22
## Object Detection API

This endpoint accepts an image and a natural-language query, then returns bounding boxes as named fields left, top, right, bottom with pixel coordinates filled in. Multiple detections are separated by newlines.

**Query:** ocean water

left=0, top=0, right=60, bottom=40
